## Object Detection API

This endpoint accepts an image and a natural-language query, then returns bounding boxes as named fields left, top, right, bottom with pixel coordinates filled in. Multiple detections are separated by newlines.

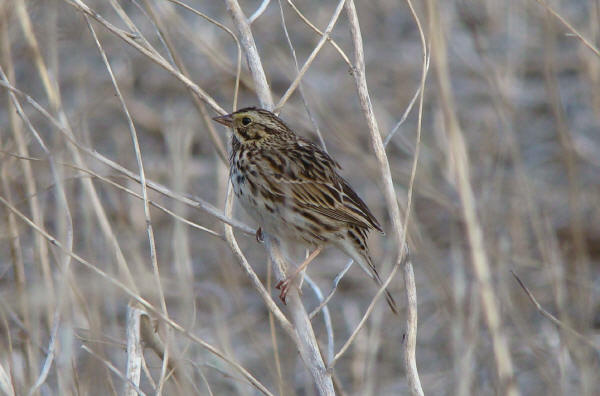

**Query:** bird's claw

left=256, top=227, right=264, bottom=243
left=275, top=279, right=290, bottom=304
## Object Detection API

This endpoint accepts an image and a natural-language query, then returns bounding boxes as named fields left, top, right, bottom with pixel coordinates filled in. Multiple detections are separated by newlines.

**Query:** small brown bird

left=213, top=107, right=398, bottom=314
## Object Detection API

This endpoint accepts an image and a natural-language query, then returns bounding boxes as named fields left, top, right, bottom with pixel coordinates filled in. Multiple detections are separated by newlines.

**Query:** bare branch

left=383, top=51, right=430, bottom=148
left=0, top=195, right=275, bottom=396
left=0, top=59, right=75, bottom=394
left=248, top=0, right=272, bottom=24
left=277, top=0, right=326, bottom=150
left=125, top=304, right=145, bottom=396
left=532, top=0, right=600, bottom=58
left=224, top=0, right=274, bottom=109
left=223, top=184, right=296, bottom=337
left=303, top=274, right=335, bottom=364
left=309, top=259, right=354, bottom=320
left=285, top=0, right=352, bottom=67
left=340, top=2, right=424, bottom=395
left=67, top=0, right=227, bottom=115
left=0, top=79, right=254, bottom=236
left=275, top=0, right=346, bottom=112
left=85, top=11, right=169, bottom=327
left=83, top=345, right=147, bottom=396
left=264, top=236, right=335, bottom=396
left=511, top=271, right=600, bottom=351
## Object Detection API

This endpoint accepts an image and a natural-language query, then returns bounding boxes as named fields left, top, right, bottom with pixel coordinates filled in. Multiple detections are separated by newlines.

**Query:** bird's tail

left=357, top=254, right=400, bottom=316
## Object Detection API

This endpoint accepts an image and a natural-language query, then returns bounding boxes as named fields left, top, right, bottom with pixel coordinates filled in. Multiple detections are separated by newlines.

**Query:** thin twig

left=266, top=263, right=285, bottom=396
left=277, top=0, right=326, bottom=150
left=85, top=21, right=171, bottom=392
left=1, top=12, right=46, bottom=382
left=0, top=196, right=276, bottom=396
left=66, top=0, right=226, bottom=115
left=0, top=63, right=75, bottom=396
left=20, top=0, right=140, bottom=295
left=274, top=0, right=346, bottom=112
left=0, top=79, right=254, bottom=236
left=383, top=50, right=430, bottom=148
left=532, top=0, right=600, bottom=58
left=401, top=0, right=428, bottom=393
left=223, top=183, right=296, bottom=338
left=510, top=271, right=600, bottom=351
left=109, top=0, right=155, bottom=54
left=264, top=236, right=335, bottom=396
left=224, top=0, right=273, bottom=109
left=309, top=259, right=354, bottom=319
left=303, top=274, right=335, bottom=364
left=82, top=346, right=147, bottom=396
left=285, top=0, right=352, bottom=67
left=333, top=3, right=425, bottom=395
left=60, top=163, right=222, bottom=238
left=0, top=316, right=15, bottom=396
left=149, top=0, right=245, bottom=161
left=329, top=1, right=417, bottom=380
left=248, top=0, right=271, bottom=24
left=14, top=0, right=57, bottom=329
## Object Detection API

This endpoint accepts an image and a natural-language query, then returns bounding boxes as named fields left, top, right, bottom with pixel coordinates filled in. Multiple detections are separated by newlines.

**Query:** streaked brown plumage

left=213, top=107, right=398, bottom=314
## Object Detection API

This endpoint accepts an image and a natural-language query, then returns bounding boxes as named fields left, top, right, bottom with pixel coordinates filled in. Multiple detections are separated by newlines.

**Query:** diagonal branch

left=66, top=0, right=226, bottom=115
left=511, top=271, right=600, bottom=351
left=274, top=0, right=346, bottom=112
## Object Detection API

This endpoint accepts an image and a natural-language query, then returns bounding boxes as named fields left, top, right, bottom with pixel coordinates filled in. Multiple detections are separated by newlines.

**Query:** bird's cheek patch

left=238, top=129, right=251, bottom=141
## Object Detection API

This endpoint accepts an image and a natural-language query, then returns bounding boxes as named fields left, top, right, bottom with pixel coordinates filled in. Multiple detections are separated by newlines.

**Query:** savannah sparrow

left=213, top=107, right=398, bottom=314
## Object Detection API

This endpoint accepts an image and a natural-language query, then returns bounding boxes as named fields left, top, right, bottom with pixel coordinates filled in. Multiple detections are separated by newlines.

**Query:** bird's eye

left=241, top=117, right=252, bottom=126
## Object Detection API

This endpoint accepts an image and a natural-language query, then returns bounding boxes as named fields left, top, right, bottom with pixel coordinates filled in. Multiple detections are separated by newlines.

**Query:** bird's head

left=213, top=107, right=292, bottom=144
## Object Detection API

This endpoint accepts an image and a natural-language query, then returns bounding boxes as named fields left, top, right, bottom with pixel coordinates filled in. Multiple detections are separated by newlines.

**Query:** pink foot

left=275, top=279, right=291, bottom=304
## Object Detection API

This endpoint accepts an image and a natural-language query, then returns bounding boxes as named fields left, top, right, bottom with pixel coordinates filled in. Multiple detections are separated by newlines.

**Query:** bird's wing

left=259, top=139, right=383, bottom=233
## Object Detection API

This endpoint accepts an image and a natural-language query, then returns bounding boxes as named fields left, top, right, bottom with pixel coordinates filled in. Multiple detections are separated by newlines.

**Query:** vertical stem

left=344, top=1, right=424, bottom=395
left=224, top=0, right=273, bottom=109
left=125, top=304, right=144, bottom=396
left=426, top=0, right=519, bottom=394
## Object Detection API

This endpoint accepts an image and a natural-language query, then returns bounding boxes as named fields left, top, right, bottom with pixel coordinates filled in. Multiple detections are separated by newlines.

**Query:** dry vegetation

left=1, top=0, right=599, bottom=395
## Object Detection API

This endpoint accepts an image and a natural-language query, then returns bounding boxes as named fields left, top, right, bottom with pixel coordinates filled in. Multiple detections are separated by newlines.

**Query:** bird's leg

left=276, top=246, right=323, bottom=303
left=256, top=227, right=264, bottom=243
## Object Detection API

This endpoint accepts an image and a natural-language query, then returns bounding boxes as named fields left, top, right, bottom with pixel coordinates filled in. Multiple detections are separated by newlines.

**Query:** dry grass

left=1, top=0, right=599, bottom=395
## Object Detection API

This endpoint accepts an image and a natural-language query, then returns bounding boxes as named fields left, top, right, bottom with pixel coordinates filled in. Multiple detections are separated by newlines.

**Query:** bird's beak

left=212, top=113, right=234, bottom=127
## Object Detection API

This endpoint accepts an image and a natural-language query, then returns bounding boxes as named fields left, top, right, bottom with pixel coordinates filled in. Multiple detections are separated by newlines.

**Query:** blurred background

left=1, top=0, right=599, bottom=395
